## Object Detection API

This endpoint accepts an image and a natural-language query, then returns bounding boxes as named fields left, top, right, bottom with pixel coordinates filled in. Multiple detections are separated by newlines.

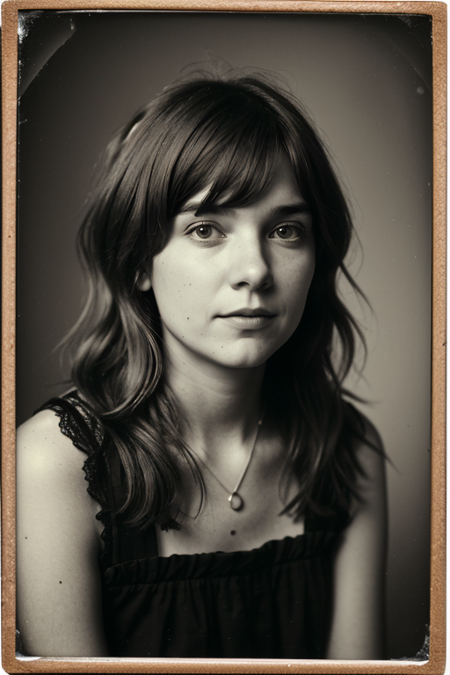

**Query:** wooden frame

left=2, top=1, right=446, bottom=673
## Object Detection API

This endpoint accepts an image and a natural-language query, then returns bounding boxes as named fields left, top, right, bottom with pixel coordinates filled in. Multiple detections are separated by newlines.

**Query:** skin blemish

left=230, top=530, right=236, bottom=536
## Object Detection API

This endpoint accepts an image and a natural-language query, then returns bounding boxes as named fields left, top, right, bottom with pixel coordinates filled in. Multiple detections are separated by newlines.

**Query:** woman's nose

left=228, top=238, right=274, bottom=291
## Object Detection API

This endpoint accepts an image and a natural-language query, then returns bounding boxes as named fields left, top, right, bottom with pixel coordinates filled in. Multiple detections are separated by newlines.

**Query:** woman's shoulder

left=17, top=393, right=106, bottom=516
left=17, top=408, right=103, bottom=544
left=343, top=401, right=384, bottom=456
left=354, top=407, right=384, bottom=460
left=17, top=406, right=92, bottom=495
left=18, top=405, right=77, bottom=455
left=326, top=408, right=387, bottom=660
left=27, top=390, right=104, bottom=455
left=343, top=405, right=386, bottom=513
left=16, top=406, right=107, bottom=656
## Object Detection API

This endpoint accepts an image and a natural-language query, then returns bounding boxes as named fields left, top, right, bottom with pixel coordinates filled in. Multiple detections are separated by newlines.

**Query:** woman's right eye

left=188, top=223, right=225, bottom=241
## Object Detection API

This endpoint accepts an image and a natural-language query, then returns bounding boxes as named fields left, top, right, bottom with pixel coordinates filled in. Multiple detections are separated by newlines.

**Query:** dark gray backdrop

left=17, top=10, right=432, bottom=659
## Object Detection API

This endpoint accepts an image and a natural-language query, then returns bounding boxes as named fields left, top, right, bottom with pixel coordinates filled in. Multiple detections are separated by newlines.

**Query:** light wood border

left=2, top=2, right=446, bottom=673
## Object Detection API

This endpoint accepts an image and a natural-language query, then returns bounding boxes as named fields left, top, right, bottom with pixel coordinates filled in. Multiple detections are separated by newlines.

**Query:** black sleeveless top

left=37, top=392, right=351, bottom=659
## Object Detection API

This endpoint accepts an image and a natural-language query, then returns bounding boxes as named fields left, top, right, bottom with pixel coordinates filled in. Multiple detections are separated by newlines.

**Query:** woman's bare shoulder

left=347, top=406, right=385, bottom=477
left=16, top=409, right=100, bottom=525
left=327, top=410, right=387, bottom=659
left=16, top=409, right=108, bottom=656
left=18, top=407, right=68, bottom=443
left=347, top=408, right=387, bottom=519
left=357, top=410, right=383, bottom=448
left=18, top=408, right=80, bottom=464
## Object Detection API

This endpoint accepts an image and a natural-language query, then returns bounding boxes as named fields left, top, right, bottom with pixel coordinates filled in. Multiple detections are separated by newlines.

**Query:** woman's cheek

left=151, top=257, right=209, bottom=330
left=284, top=263, right=315, bottom=330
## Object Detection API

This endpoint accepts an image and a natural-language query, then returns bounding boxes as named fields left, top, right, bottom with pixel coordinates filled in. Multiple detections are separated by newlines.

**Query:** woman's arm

left=16, top=410, right=109, bottom=657
left=326, top=418, right=388, bottom=660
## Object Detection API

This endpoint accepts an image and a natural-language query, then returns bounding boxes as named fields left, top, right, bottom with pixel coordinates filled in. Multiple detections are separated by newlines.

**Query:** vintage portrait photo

left=1, top=2, right=445, bottom=672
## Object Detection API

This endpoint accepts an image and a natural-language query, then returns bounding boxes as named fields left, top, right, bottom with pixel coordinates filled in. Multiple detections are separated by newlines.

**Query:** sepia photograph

left=1, top=2, right=446, bottom=673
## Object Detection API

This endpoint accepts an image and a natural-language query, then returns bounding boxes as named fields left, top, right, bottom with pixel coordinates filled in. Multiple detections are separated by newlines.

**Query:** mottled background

left=16, top=11, right=432, bottom=659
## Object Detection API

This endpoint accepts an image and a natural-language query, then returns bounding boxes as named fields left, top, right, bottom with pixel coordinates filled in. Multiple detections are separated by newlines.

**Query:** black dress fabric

left=37, top=392, right=350, bottom=659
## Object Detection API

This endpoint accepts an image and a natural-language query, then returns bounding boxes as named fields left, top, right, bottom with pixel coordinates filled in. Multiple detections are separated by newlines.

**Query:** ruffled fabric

left=37, top=392, right=348, bottom=659
left=104, top=530, right=336, bottom=586
left=102, top=531, right=337, bottom=658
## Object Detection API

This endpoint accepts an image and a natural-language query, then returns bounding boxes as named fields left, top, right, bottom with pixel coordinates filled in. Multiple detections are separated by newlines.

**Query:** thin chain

left=191, top=413, right=264, bottom=497
left=230, top=417, right=263, bottom=495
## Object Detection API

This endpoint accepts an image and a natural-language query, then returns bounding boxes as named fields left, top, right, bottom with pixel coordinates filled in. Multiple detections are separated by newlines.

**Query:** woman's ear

left=136, top=271, right=152, bottom=292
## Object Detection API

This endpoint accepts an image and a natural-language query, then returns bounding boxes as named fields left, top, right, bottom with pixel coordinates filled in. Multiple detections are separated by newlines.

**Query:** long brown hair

left=64, top=74, right=369, bottom=528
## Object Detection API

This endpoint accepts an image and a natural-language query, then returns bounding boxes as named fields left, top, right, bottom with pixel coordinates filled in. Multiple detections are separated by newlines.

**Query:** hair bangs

left=168, top=92, right=285, bottom=216
left=200, top=125, right=283, bottom=212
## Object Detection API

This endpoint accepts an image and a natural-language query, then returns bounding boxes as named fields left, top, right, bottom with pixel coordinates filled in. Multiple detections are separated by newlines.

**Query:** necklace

left=194, top=414, right=264, bottom=511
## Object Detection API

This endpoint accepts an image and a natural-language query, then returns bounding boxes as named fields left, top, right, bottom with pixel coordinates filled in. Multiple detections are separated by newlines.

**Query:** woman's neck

left=163, top=347, right=266, bottom=456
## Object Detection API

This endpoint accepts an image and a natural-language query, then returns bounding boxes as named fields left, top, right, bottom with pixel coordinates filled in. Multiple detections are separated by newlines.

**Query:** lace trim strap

left=34, top=392, right=150, bottom=568
left=34, top=392, right=112, bottom=550
left=35, top=391, right=104, bottom=453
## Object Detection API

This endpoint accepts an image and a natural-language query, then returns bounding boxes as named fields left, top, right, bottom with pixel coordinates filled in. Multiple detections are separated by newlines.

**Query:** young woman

left=16, top=74, right=387, bottom=660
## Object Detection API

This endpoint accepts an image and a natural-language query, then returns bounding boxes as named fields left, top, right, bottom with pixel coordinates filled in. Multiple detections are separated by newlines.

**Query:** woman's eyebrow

left=177, top=202, right=237, bottom=217
left=269, top=203, right=311, bottom=218
left=177, top=201, right=310, bottom=218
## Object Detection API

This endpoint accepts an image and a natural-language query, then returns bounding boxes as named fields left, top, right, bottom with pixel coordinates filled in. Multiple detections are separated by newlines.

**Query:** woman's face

left=147, top=153, right=315, bottom=372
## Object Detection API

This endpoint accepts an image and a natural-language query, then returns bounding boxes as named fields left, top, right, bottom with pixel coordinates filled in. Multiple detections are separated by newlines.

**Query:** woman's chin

left=164, top=332, right=283, bottom=372
left=207, top=345, right=278, bottom=371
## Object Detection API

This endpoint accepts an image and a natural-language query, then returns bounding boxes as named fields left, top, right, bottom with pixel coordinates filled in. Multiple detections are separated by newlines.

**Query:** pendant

left=228, top=492, right=243, bottom=511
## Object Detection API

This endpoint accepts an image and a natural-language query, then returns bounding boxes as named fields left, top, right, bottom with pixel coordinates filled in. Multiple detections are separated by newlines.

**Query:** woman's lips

left=217, top=311, right=276, bottom=329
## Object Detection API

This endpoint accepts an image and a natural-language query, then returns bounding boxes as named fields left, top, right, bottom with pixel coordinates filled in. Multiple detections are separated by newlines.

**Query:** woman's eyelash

left=268, top=223, right=306, bottom=240
left=186, top=222, right=225, bottom=241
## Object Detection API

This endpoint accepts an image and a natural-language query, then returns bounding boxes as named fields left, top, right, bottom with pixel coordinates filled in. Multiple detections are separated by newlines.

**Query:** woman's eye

left=269, top=224, right=302, bottom=241
left=189, top=224, right=224, bottom=240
